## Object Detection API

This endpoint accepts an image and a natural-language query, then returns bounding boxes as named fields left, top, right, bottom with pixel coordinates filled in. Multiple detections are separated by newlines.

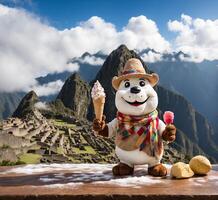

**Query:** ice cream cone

left=93, top=96, right=105, bottom=121
left=91, top=80, right=106, bottom=122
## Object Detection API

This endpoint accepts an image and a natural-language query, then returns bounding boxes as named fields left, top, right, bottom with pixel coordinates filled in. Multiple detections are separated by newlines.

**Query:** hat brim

left=112, top=73, right=159, bottom=90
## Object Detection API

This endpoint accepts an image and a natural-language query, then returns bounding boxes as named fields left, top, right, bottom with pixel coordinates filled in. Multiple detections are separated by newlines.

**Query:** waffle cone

left=93, top=96, right=105, bottom=121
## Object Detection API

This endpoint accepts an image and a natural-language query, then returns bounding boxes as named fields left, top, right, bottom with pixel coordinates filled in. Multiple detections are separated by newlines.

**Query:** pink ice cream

left=163, top=111, right=174, bottom=124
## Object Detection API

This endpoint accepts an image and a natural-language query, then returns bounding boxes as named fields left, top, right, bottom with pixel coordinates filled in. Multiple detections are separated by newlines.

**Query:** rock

left=171, top=162, right=194, bottom=179
left=79, top=145, right=85, bottom=150
left=156, top=85, right=218, bottom=161
left=41, top=131, right=52, bottom=143
left=0, top=148, right=18, bottom=163
left=56, top=73, right=91, bottom=119
left=189, top=155, right=212, bottom=175
left=13, top=91, right=39, bottom=118
left=8, top=127, right=29, bottom=137
left=0, top=133, right=33, bottom=149
left=51, top=154, right=68, bottom=163
left=51, top=131, right=60, bottom=144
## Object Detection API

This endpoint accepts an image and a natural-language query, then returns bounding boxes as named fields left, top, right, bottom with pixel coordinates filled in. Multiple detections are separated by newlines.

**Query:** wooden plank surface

left=0, top=164, right=217, bottom=200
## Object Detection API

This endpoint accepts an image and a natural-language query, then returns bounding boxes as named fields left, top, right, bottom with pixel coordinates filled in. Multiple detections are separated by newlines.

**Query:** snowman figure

left=93, top=58, right=176, bottom=176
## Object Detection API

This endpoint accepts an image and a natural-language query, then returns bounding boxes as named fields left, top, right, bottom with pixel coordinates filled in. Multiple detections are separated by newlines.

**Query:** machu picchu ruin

left=0, top=108, right=119, bottom=165
left=0, top=107, right=189, bottom=165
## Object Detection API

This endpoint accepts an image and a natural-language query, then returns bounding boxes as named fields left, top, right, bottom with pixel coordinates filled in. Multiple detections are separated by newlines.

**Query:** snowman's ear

left=112, top=76, right=119, bottom=90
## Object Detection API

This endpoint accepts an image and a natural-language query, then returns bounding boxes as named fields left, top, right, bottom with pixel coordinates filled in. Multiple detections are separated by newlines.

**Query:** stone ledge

left=1, top=195, right=218, bottom=200
left=0, top=164, right=217, bottom=200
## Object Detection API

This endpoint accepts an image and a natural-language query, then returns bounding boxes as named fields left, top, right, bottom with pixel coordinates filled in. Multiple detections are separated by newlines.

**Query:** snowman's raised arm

left=107, top=118, right=118, bottom=138
left=92, top=116, right=117, bottom=138
left=161, top=120, right=177, bottom=143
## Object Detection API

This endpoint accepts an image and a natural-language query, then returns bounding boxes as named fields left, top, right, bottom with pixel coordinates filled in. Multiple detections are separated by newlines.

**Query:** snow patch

left=96, top=175, right=162, bottom=188
left=0, top=163, right=114, bottom=175
left=36, top=182, right=84, bottom=189
left=0, top=163, right=168, bottom=188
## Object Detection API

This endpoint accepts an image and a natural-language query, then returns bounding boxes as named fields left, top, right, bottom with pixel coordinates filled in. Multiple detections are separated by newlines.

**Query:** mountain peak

left=25, top=90, right=38, bottom=100
left=12, top=90, right=39, bottom=118
left=81, top=52, right=92, bottom=58
left=56, top=72, right=90, bottom=118
left=116, top=44, right=129, bottom=51
left=88, top=45, right=150, bottom=121
left=69, top=72, right=81, bottom=80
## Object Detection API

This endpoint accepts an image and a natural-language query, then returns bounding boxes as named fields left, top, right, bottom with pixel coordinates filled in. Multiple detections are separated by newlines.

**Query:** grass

left=84, top=146, right=96, bottom=154
left=57, top=146, right=65, bottom=154
left=72, top=146, right=96, bottom=154
left=19, top=153, right=42, bottom=164
left=83, top=155, right=92, bottom=159
left=80, top=135, right=88, bottom=144
left=0, top=160, right=25, bottom=166
left=68, top=156, right=81, bottom=163
left=52, top=119, right=76, bottom=129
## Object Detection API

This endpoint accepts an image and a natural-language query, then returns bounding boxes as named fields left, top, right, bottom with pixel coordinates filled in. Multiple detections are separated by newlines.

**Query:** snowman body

left=107, top=77, right=166, bottom=167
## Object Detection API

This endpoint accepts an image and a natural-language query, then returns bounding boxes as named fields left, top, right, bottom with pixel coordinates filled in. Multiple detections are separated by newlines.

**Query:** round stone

left=189, top=155, right=212, bottom=175
left=171, top=162, right=194, bottom=179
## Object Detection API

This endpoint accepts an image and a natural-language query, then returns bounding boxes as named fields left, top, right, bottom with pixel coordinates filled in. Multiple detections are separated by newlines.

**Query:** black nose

left=130, top=86, right=141, bottom=94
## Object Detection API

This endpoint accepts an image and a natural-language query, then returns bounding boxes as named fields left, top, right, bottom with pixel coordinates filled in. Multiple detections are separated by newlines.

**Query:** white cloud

left=76, top=55, right=104, bottom=65
left=141, top=51, right=163, bottom=63
left=121, top=16, right=171, bottom=52
left=0, top=4, right=78, bottom=92
left=0, top=4, right=170, bottom=92
left=34, top=101, right=50, bottom=111
left=60, top=15, right=170, bottom=55
left=30, top=80, right=64, bottom=97
left=168, top=14, right=218, bottom=62
left=66, top=63, right=80, bottom=72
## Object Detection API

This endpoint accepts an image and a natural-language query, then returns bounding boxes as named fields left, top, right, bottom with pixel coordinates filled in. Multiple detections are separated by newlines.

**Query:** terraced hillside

left=0, top=110, right=118, bottom=165
left=0, top=109, right=189, bottom=166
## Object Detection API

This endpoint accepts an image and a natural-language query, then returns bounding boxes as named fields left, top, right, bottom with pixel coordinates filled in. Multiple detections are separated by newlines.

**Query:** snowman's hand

left=162, top=124, right=176, bottom=143
left=92, top=115, right=108, bottom=137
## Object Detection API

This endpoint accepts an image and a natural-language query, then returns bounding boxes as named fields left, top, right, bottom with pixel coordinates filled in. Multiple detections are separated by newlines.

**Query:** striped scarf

left=117, top=110, right=162, bottom=156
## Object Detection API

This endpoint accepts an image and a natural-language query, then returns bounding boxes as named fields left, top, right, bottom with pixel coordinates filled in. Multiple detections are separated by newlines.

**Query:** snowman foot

left=148, top=163, right=167, bottom=177
left=112, top=163, right=134, bottom=176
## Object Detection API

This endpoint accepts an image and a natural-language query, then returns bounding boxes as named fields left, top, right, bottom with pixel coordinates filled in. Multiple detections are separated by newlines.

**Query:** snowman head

left=112, top=58, right=159, bottom=116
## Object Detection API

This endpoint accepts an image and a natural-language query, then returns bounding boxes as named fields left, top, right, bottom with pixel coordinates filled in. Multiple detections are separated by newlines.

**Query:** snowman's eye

left=124, top=81, right=130, bottom=88
left=139, top=80, right=145, bottom=87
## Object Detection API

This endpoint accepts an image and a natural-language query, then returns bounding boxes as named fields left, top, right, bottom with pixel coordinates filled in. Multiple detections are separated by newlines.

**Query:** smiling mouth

left=123, top=96, right=150, bottom=107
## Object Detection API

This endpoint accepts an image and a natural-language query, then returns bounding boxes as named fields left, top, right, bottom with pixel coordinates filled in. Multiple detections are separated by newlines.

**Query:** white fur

left=115, top=146, right=162, bottom=167
left=108, top=77, right=165, bottom=167
left=115, top=78, right=158, bottom=116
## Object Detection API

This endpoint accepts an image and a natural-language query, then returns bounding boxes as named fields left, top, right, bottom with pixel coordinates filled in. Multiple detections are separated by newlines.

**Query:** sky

left=0, top=0, right=218, bottom=95
left=2, top=0, right=218, bottom=41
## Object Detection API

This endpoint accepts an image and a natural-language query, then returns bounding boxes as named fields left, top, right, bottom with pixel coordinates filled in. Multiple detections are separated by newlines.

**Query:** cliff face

left=149, top=59, right=218, bottom=136
left=56, top=73, right=91, bottom=119
left=12, top=91, right=39, bottom=118
left=156, top=85, right=218, bottom=160
left=88, top=45, right=218, bottom=161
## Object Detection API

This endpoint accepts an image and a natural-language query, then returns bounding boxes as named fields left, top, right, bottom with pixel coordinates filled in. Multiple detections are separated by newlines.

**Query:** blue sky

left=0, top=0, right=218, bottom=93
left=1, top=0, right=218, bottom=41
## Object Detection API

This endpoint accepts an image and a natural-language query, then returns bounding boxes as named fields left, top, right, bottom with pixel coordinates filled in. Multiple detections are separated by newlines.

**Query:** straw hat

left=112, top=58, right=159, bottom=90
